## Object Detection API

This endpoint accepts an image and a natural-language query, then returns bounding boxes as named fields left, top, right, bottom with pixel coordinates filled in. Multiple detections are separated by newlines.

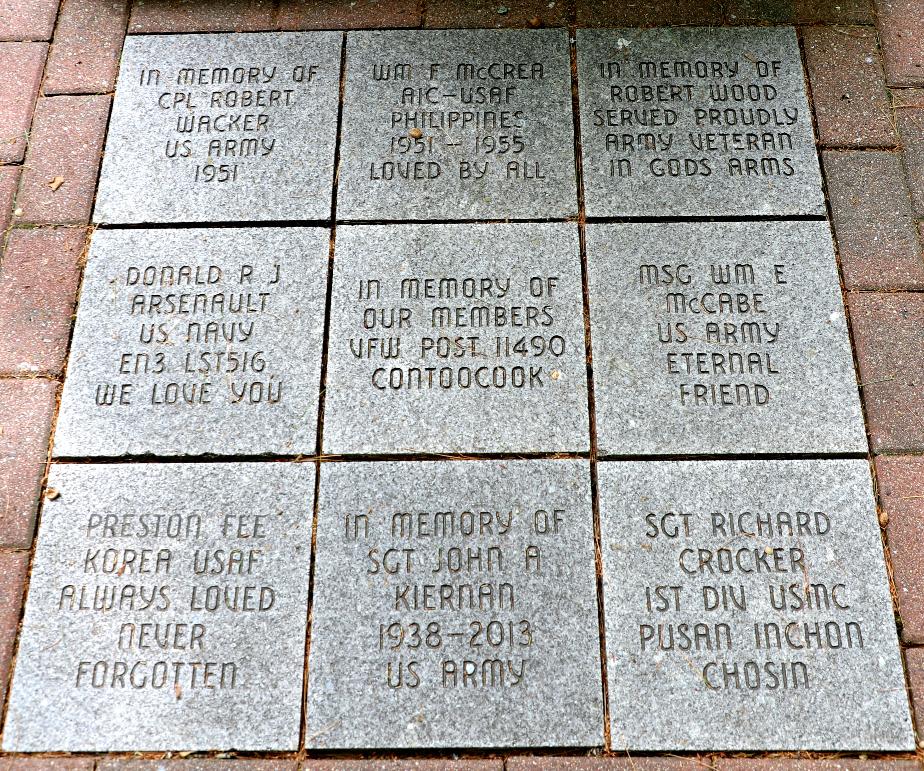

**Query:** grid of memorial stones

left=4, top=23, right=914, bottom=758
left=3, top=463, right=314, bottom=751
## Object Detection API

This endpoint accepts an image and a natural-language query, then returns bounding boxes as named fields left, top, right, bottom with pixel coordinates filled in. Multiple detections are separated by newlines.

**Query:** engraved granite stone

left=586, top=221, right=866, bottom=455
left=576, top=27, right=825, bottom=216
left=53, top=227, right=328, bottom=457
left=94, top=32, right=341, bottom=223
left=337, top=30, right=578, bottom=220
left=307, top=459, right=603, bottom=748
left=322, top=223, right=589, bottom=454
left=2, top=462, right=314, bottom=752
left=599, top=459, right=914, bottom=751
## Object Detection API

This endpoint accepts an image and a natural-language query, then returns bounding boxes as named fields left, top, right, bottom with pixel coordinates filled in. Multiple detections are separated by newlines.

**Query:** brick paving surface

left=725, top=0, right=874, bottom=23
left=13, top=95, right=110, bottom=224
left=803, top=27, right=895, bottom=148
left=0, top=0, right=922, bottom=765
left=876, top=0, right=924, bottom=86
left=0, top=759, right=95, bottom=770
left=278, top=0, right=419, bottom=30
left=0, top=0, right=59, bottom=41
left=127, top=0, right=275, bottom=33
left=43, top=0, right=129, bottom=94
left=0, top=43, right=47, bottom=163
left=894, top=88, right=924, bottom=217
left=823, top=150, right=924, bottom=289
left=0, top=378, right=57, bottom=547
left=849, top=292, right=924, bottom=453
left=0, top=227, right=86, bottom=377
left=877, top=455, right=924, bottom=643
left=0, top=551, right=28, bottom=714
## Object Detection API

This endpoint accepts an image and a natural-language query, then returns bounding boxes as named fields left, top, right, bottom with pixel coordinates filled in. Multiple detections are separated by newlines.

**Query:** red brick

left=823, top=151, right=924, bottom=289
left=576, top=0, right=721, bottom=25
left=877, top=455, right=924, bottom=642
left=848, top=292, right=924, bottom=453
left=127, top=0, right=275, bottom=33
left=893, top=88, right=924, bottom=217
left=15, top=94, right=110, bottom=224
left=0, top=550, right=28, bottom=713
left=716, top=761, right=920, bottom=770
left=0, top=379, right=57, bottom=547
left=98, top=761, right=297, bottom=771
left=906, top=646, right=924, bottom=734
left=877, top=0, right=924, bottom=86
left=0, top=0, right=59, bottom=41
left=0, top=758, right=94, bottom=770
left=279, top=0, right=419, bottom=29
left=803, top=27, right=896, bottom=148
left=0, top=42, right=47, bottom=163
left=509, top=759, right=701, bottom=770
left=302, top=763, right=502, bottom=771
left=426, top=0, right=572, bottom=28
left=0, top=166, right=19, bottom=234
left=726, top=0, right=873, bottom=23
left=0, top=226, right=85, bottom=377
left=43, top=0, right=129, bottom=95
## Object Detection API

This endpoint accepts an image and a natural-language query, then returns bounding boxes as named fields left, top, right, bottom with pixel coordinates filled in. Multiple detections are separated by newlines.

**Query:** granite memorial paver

left=307, top=459, right=603, bottom=748
left=337, top=29, right=578, bottom=220
left=576, top=27, right=825, bottom=216
left=323, top=223, right=589, bottom=454
left=53, top=227, right=328, bottom=457
left=586, top=221, right=866, bottom=455
left=94, top=32, right=341, bottom=223
left=599, top=459, right=914, bottom=751
left=2, top=462, right=315, bottom=752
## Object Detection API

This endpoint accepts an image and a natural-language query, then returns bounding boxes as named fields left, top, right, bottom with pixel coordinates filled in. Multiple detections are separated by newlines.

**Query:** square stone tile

left=337, top=29, right=577, bottom=220
left=576, top=27, right=825, bottom=217
left=94, top=32, right=341, bottom=224
left=586, top=221, right=866, bottom=456
left=307, top=459, right=603, bottom=749
left=599, top=459, right=914, bottom=751
left=2, top=461, right=315, bottom=751
left=54, top=227, right=328, bottom=457
left=323, top=223, right=589, bottom=455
